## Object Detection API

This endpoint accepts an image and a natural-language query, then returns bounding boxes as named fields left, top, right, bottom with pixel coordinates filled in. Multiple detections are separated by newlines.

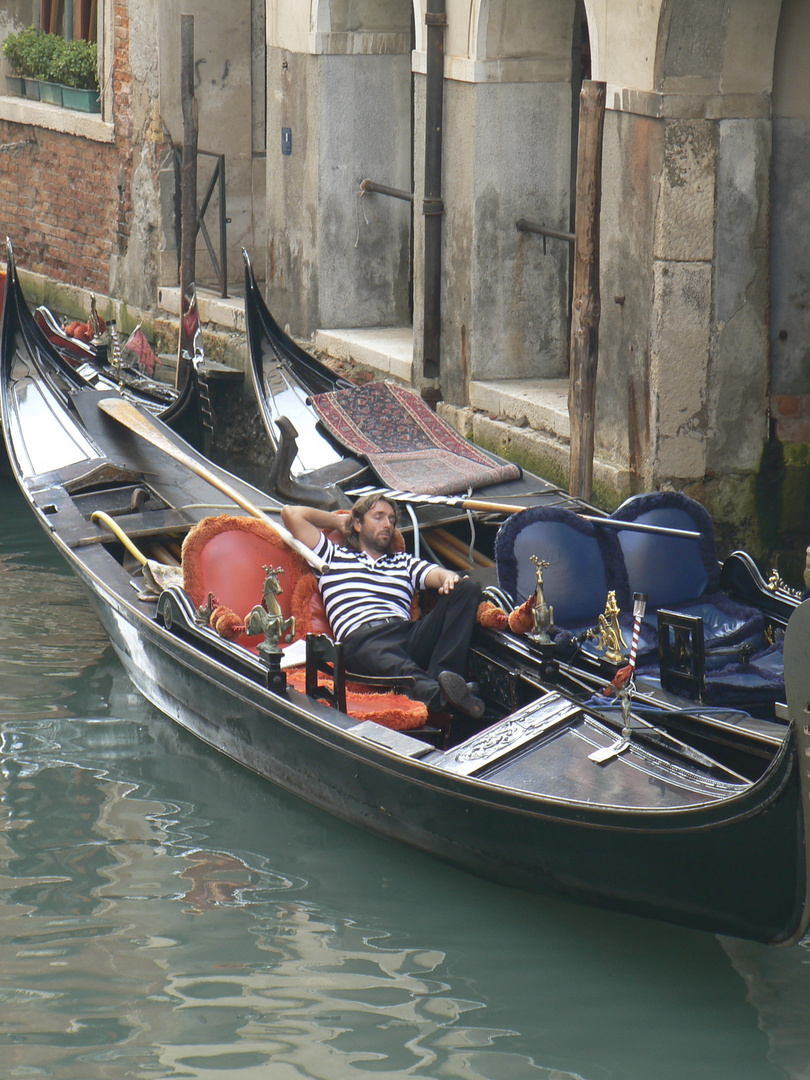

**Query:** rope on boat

left=91, top=511, right=148, bottom=565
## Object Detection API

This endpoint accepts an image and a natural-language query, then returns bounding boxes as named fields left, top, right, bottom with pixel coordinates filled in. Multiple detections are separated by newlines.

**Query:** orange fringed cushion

left=477, top=600, right=508, bottom=630
left=291, top=572, right=332, bottom=640
left=210, top=604, right=245, bottom=640
left=508, top=594, right=536, bottom=634
left=286, top=668, right=427, bottom=730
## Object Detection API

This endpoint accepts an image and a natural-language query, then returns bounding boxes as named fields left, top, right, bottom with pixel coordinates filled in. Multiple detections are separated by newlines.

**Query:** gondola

left=243, top=247, right=586, bottom=520
left=4, top=238, right=810, bottom=945
left=242, top=250, right=801, bottom=722
left=0, top=244, right=199, bottom=437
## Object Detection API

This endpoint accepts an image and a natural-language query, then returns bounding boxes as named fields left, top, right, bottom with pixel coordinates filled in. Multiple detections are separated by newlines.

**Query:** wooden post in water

left=177, top=14, right=198, bottom=391
left=568, top=80, right=606, bottom=502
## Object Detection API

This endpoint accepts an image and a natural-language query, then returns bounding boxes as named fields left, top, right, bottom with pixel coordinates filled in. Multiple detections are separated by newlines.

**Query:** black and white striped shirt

left=313, top=534, right=435, bottom=641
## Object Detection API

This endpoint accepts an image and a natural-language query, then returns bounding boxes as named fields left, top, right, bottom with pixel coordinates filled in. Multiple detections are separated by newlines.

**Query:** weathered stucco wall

left=0, top=0, right=36, bottom=46
left=156, top=0, right=263, bottom=292
left=440, top=77, right=571, bottom=404
left=265, top=37, right=412, bottom=337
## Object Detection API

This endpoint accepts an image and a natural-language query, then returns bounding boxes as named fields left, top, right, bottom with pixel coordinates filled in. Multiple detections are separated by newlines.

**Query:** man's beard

left=360, top=527, right=393, bottom=556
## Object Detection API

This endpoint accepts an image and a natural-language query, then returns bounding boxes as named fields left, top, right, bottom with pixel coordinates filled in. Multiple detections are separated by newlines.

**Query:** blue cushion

left=495, top=506, right=630, bottom=625
left=611, top=492, right=721, bottom=606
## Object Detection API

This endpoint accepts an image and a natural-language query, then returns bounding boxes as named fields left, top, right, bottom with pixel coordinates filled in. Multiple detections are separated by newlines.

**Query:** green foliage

left=50, top=38, right=98, bottom=90
left=2, top=26, right=49, bottom=78
left=2, top=27, right=98, bottom=90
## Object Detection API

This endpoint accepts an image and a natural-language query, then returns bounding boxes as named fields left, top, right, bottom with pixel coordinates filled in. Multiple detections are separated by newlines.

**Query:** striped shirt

left=313, top=534, right=435, bottom=641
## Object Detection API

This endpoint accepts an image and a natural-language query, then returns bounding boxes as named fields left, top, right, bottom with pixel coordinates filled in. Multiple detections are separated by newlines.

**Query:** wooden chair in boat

left=304, top=633, right=449, bottom=746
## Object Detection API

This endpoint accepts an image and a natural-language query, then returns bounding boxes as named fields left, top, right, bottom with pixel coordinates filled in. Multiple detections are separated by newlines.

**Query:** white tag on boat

left=589, top=736, right=631, bottom=763
left=280, top=638, right=308, bottom=670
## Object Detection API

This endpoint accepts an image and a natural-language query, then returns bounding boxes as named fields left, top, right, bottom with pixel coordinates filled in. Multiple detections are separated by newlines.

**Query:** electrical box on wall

left=281, top=128, right=292, bottom=156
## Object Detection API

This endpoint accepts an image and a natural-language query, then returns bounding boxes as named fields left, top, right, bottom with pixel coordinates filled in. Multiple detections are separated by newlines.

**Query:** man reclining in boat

left=281, top=494, right=485, bottom=721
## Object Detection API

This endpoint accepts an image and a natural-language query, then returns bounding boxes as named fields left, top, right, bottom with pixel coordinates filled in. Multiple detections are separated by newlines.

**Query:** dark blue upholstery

left=494, top=507, right=653, bottom=659
left=610, top=492, right=767, bottom=656
left=496, top=506, right=629, bottom=614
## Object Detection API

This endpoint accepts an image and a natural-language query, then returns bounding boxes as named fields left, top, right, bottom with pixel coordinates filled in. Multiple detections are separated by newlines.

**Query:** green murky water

left=0, top=478, right=807, bottom=1080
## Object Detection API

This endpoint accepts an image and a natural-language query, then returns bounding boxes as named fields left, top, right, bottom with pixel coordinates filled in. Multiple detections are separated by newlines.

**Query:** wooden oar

left=98, top=397, right=327, bottom=572
left=347, top=486, right=702, bottom=540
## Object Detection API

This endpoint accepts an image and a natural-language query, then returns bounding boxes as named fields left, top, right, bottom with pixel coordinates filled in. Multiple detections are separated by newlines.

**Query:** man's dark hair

left=344, top=494, right=398, bottom=552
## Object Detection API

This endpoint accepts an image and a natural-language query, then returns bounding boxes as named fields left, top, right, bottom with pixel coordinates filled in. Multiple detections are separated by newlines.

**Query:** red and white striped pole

left=628, top=592, right=647, bottom=672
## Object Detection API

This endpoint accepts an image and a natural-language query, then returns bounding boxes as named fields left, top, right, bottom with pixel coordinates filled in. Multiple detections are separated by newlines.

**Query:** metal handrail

left=516, top=218, right=574, bottom=250
left=360, top=179, right=414, bottom=204
left=175, top=147, right=230, bottom=298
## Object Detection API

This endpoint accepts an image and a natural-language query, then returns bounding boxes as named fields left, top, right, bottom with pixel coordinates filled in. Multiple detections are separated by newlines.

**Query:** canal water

left=1, top=475, right=810, bottom=1080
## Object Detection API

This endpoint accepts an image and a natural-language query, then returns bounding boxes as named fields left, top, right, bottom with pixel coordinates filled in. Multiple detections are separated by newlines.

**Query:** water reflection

left=0, top=476, right=804, bottom=1079
left=0, top=481, right=109, bottom=722
left=0, top=704, right=785, bottom=1080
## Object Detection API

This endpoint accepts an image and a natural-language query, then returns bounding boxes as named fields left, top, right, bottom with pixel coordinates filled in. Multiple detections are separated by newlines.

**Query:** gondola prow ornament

left=528, top=555, right=553, bottom=644
left=245, top=566, right=296, bottom=692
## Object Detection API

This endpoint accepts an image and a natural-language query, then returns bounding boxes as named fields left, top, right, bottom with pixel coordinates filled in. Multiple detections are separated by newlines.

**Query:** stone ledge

left=158, top=286, right=246, bottom=334
left=470, top=378, right=570, bottom=439
left=0, top=94, right=113, bottom=141
left=438, top=402, right=631, bottom=503
left=314, top=326, right=414, bottom=384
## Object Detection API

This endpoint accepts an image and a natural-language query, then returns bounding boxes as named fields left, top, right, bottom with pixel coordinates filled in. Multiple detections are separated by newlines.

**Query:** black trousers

left=341, top=577, right=482, bottom=711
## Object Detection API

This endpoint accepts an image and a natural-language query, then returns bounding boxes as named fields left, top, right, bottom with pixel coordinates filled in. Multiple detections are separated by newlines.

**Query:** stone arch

left=310, top=0, right=413, bottom=37
left=469, top=0, right=575, bottom=63
left=655, top=0, right=782, bottom=96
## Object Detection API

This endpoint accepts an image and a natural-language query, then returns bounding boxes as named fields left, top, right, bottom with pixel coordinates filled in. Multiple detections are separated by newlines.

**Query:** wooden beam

left=49, top=0, right=63, bottom=34
left=177, top=14, right=198, bottom=391
left=568, top=80, right=606, bottom=502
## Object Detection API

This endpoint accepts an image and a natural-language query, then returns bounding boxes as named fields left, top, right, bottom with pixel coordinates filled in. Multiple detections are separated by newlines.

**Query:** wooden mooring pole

left=177, top=13, right=198, bottom=391
left=568, top=80, right=606, bottom=502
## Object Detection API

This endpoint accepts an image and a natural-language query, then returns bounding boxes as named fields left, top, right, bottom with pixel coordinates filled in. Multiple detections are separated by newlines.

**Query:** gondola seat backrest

left=493, top=506, right=648, bottom=657
left=609, top=492, right=767, bottom=659
left=181, top=514, right=317, bottom=653
left=180, top=514, right=428, bottom=730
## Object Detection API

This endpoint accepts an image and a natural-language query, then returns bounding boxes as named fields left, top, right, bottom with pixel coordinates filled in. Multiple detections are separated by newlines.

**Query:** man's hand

left=281, top=505, right=350, bottom=551
left=426, top=566, right=463, bottom=594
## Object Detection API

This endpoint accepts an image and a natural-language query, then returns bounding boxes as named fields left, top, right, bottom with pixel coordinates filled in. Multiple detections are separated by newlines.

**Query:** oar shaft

left=98, top=398, right=327, bottom=572
left=582, top=516, right=700, bottom=540
left=349, top=486, right=701, bottom=539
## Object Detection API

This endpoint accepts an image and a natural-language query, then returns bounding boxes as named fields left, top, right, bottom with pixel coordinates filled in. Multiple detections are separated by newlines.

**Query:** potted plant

left=2, top=25, right=44, bottom=98
left=31, top=31, right=64, bottom=105
left=50, top=38, right=99, bottom=112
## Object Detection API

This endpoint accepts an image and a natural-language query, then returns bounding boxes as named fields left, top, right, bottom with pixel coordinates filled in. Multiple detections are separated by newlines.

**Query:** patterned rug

left=311, top=382, right=521, bottom=495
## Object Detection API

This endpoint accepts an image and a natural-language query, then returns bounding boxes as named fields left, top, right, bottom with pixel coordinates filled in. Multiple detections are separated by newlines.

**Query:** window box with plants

left=50, top=37, right=100, bottom=112
left=2, top=28, right=99, bottom=113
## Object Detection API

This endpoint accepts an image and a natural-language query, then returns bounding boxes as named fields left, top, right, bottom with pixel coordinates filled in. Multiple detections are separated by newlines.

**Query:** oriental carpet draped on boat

left=311, top=382, right=521, bottom=496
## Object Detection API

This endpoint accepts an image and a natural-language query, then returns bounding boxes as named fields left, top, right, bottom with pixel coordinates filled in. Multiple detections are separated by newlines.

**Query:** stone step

left=314, top=326, right=415, bottom=384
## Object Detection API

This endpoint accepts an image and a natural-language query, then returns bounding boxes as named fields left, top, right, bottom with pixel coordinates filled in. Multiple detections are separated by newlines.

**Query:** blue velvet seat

left=609, top=492, right=768, bottom=663
left=494, top=506, right=655, bottom=661
left=609, top=492, right=783, bottom=712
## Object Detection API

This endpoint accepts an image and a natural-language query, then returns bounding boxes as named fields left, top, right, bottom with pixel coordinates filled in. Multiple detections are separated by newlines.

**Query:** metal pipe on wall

left=422, top=1, right=446, bottom=382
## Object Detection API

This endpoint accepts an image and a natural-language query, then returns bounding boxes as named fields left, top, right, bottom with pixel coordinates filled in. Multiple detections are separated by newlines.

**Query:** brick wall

left=0, top=1, right=168, bottom=295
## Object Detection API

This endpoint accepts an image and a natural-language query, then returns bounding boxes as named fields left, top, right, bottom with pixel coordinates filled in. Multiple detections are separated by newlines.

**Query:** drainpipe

left=422, top=1, right=446, bottom=383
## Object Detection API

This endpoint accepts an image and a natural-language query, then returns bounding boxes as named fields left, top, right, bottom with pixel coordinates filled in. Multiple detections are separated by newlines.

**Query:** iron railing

left=175, top=147, right=230, bottom=298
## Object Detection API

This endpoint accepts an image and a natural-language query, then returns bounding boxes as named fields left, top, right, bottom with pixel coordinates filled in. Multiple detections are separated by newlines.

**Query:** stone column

left=421, top=57, right=572, bottom=404
left=597, top=97, right=770, bottom=492
left=265, top=27, right=412, bottom=337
